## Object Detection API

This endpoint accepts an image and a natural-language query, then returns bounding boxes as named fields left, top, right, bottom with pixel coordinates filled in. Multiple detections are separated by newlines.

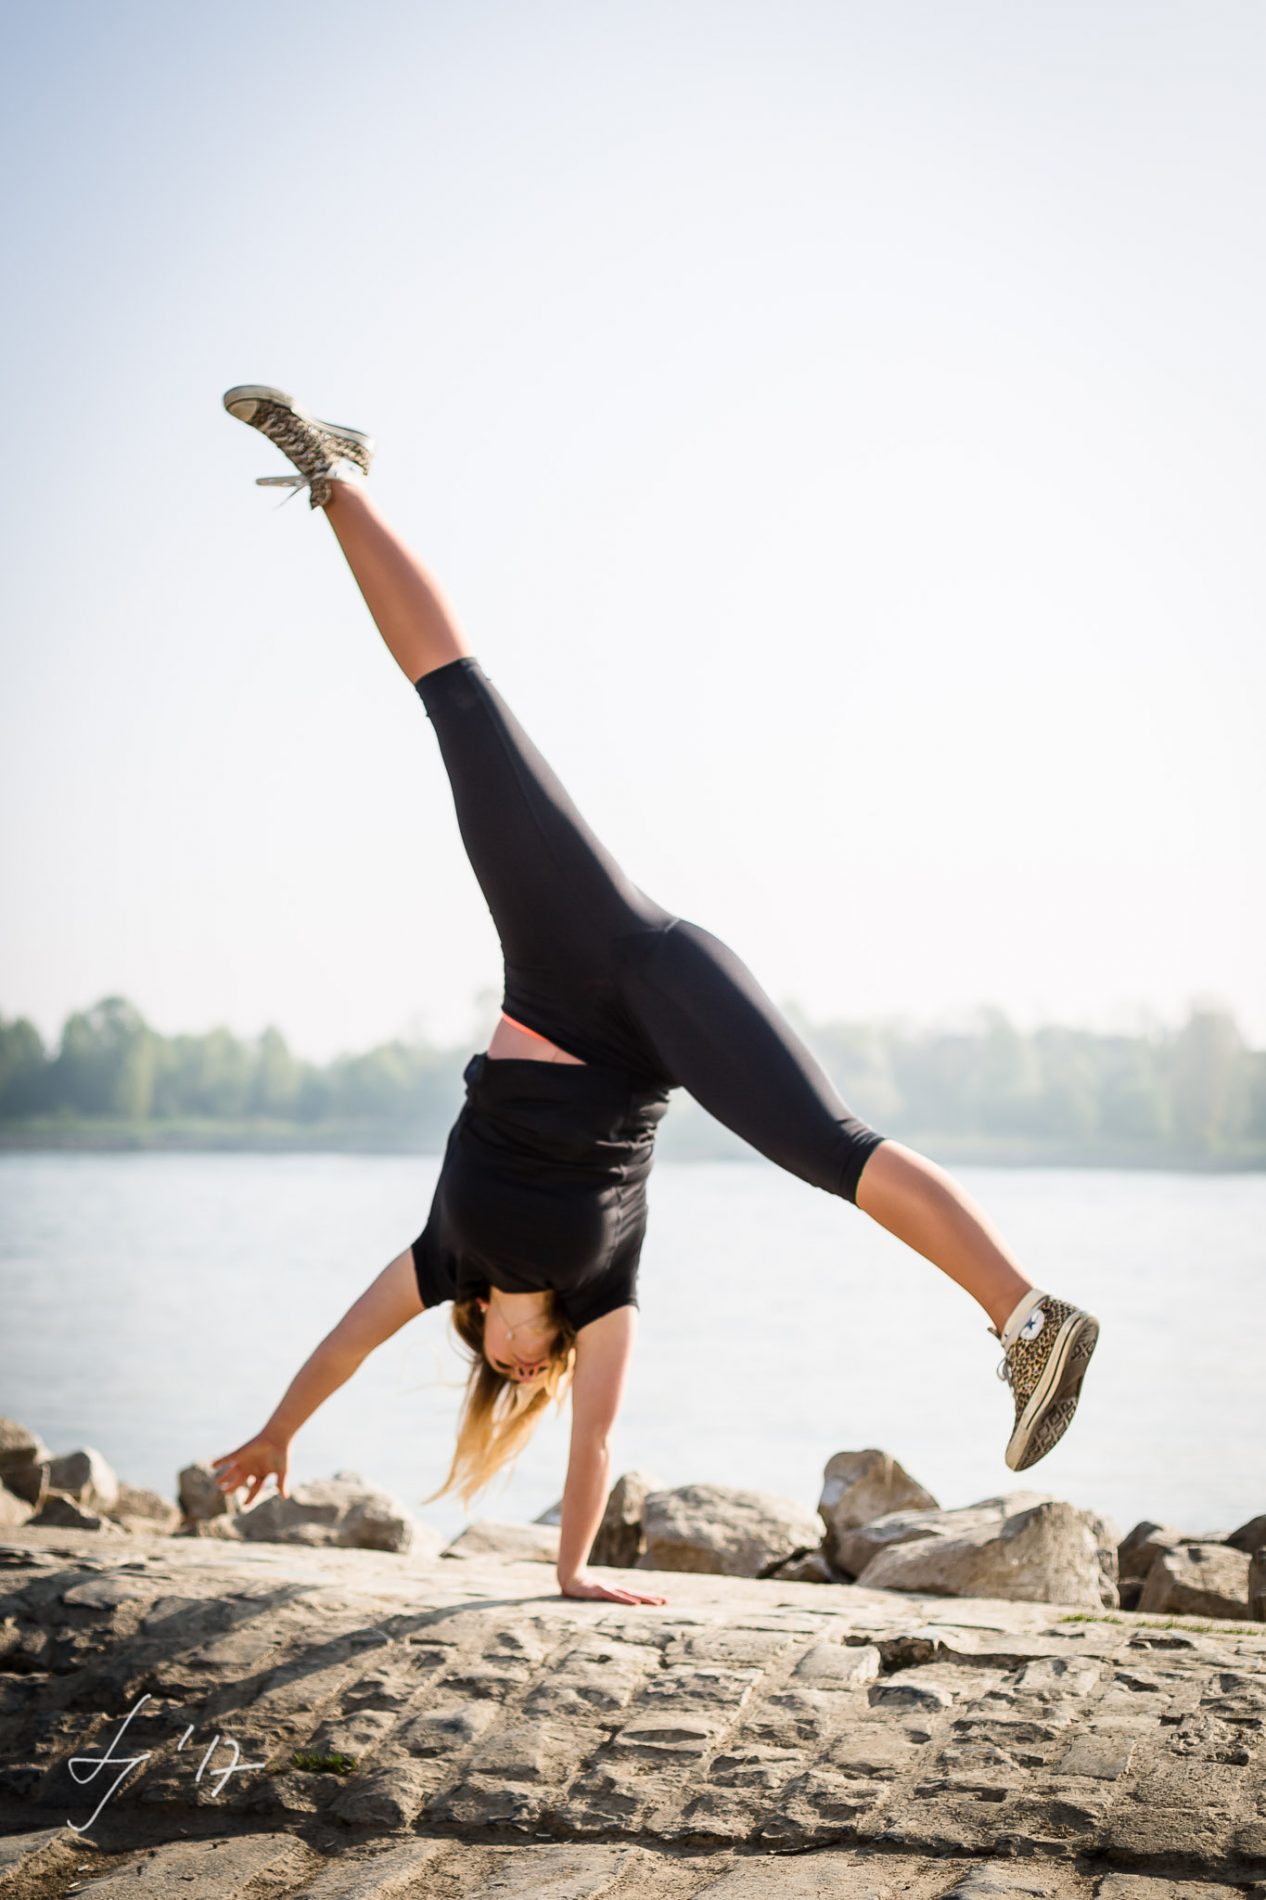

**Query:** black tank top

left=410, top=1053, right=671, bottom=1333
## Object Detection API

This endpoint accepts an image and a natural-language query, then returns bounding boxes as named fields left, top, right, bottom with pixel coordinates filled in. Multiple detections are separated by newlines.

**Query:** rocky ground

left=3, top=1526, right=1266, bottom=1898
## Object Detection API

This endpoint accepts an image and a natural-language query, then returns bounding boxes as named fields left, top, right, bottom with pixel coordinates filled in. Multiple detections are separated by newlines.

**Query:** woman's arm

left=212, top=1246, right=424, bottom=1505
left=556, top=1305, right=667, bottom=1607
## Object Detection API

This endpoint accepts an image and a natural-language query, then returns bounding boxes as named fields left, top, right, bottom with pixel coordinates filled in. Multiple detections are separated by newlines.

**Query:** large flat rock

left=1, top=1526, right=1264, bottom=1895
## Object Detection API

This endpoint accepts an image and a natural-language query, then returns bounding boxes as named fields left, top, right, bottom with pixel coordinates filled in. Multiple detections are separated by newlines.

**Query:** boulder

left=1226, top=1513, right=1266, bottom=1557
left=0, top=1419, right=51, bottom=1506
left=1250, top=1550, right=1266, bottom=1623
left=591, top=1470, right=659, bottom=1569
left=533, top=1499, right=563, bottom=1526
left=818, top=1450, right=939, bottom=1571
left=441, top=1521, right=559, bottom=1564
left=29, top=1492, right=124, bottom=1534
left=106, top=1483, right=182, bottom=1536
left=853, top=1495, right=1119, bottom=1609
left=834, top=1489, right=1048, bottom=1580
left=179, top=1461, right=242, bottom=1522
left=231, top=1474, right=419, bottom=1554
left=0, top=1487, right=33, bottom=1529
left=1118, top=1521, right=1186, bottom=1584
left=47, top=1447, right=119, bottom=1512
left=636, top=1482, right=823, bottom=1578
left=1138, top=1543, right=1251, bottom=1620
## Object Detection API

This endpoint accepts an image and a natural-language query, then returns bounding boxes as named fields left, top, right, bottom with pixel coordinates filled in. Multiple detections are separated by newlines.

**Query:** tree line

left=0, top=995, right=1262, bottom=1161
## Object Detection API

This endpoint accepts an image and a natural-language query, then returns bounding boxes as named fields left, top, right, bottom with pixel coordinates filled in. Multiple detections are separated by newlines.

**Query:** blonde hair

left=422, top=1295, right=577, bottom=1508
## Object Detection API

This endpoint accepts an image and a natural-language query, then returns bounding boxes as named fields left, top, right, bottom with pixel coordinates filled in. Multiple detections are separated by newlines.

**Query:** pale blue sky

left=3, top=0, right=1262, bottom=1061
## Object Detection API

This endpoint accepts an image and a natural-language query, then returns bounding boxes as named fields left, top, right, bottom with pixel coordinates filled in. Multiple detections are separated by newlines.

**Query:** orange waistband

left=500, top=1010, right=561, bottom=1048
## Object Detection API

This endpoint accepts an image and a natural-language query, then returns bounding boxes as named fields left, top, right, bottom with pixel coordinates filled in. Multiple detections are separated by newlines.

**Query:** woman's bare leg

left=322, top=480, right=471, bottom=682
left=855, top=1140, right=1033, bottom=1334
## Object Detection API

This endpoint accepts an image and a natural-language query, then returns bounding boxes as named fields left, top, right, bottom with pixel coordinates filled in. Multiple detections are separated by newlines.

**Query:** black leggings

left=417, top=657, right=885, bottom=1203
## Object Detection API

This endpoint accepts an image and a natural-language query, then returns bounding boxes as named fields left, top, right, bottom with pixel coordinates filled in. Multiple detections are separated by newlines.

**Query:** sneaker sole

left=1005, top=1312, right=1099, bottom=1471
left=222, top=384, right=374, bottom=452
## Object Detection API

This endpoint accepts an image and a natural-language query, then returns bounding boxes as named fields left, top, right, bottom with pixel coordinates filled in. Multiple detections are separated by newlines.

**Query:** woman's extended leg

left=618, top=918, right=1029, bottom=1332
left=323, top=482, right=472, bottom=682
left=318, top=476, right=674, bottom=1073
left=618, top=916, right=1098, bottom=1468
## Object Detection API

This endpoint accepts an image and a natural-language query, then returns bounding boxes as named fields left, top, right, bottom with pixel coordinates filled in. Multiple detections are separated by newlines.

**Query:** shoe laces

left=254, top=458, right=366, bottom=508
left=996, top=1351, right=1015, bottom=1388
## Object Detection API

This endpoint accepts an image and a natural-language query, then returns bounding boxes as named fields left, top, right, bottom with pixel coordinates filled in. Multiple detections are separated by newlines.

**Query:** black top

left=410, top=1053, right=671, bottom=1333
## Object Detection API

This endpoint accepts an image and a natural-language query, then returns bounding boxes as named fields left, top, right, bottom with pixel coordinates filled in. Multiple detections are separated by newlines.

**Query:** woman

left=212, top=385, right=1100, bottom=1607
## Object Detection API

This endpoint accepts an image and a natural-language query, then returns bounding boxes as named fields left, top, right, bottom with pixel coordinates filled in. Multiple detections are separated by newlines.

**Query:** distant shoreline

left=1, top=1113, right=1262, bottom=1172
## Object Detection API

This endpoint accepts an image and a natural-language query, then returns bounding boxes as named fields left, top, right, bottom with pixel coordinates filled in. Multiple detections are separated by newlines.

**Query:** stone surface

left=1139, top=1542, right=1252, bottom=1619
left=638, top=1482, right=823, bottom=1576
left=77, top=1833, right=308, bottom=1895
left=818, top=1449, right=939, bottom=1571
left=47, top=1444, right=120, bottom=1510
left=854, top=1495, right=1119, bottom=1608
left=2, top=1523, right=1265, bottom=1889
left=1251, top=1549, right=1266, bottom=1623
left=231, top=1473, right=422, bottom=1553
left=591, top=1468, right=659, bottom=1569
left=443, top=1519, right=560, bottom=1564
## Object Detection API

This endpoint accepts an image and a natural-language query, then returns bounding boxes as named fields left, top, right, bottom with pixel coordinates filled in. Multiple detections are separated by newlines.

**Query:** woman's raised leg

left=323, top=481, right=472, bottom=683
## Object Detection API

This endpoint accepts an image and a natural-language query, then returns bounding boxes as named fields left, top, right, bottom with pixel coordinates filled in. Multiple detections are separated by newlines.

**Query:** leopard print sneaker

left=222, top=384, right=375, bottom=508
left=995, top=1290, right=1100, bottom=1471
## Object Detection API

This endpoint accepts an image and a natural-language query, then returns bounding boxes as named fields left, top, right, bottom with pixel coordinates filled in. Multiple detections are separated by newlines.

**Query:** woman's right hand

left=211, top=1433, right=290, bottom=1508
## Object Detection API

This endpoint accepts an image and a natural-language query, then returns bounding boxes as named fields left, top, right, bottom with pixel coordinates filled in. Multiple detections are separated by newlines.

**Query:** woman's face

left=477, top=1298, right=557, bottom=1385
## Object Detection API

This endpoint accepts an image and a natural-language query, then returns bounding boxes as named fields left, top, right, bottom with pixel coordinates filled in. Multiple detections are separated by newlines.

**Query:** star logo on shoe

left=1019, top=1305, right=1047, bottom=1343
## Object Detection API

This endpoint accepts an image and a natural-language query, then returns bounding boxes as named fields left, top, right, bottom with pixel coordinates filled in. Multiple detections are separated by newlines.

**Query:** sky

left=2, top=0, right=1262, bottom=1064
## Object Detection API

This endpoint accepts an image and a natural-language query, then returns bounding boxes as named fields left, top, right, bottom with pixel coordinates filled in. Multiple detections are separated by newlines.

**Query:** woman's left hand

left=558, top=1570, right=668, bottom=1606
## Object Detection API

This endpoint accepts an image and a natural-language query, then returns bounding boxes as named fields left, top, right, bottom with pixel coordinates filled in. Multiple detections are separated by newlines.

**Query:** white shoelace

left=255, top=459, right=367, bottom=506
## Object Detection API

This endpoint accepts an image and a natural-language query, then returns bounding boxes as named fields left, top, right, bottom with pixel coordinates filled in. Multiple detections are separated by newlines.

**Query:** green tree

left=248, top=1026, right=303, bottom=1117
left=50, top=997, right=155, bottom=1117
left=1168, top=1005, right=1249, bottom=1153
left=0, top=1015, right=48, bottom=1115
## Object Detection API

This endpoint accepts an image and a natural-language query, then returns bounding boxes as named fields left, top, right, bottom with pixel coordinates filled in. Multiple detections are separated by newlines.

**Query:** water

left=1, top=1152, right=1261, bottom=1547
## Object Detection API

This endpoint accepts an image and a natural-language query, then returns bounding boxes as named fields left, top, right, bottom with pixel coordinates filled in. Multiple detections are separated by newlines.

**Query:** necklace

left=488, top=1289, right=553, bottom=1340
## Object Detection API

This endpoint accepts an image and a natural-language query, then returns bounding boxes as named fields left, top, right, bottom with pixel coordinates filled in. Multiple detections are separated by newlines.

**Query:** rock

left=1118, top=1521, right=1186, bottom=1584
left=636, top=1482, right=822, bottom=1578
left=106, top=1482, right=181, bottom=1535
left=232, top=1475, right=418, bottom=1553
left=768, top=1549, right=838, bottom=1584
left=817, top=1449, right=938, bottom=1571
left=29, top=1491, right=125, bottom=1533
left=1250, top=1550, right=1266, bottom=1622
left=853, top=1495, right=1118, bottom=1608
left=179, top=1460, right=240, bottom=1521
left=834, top=1489, right=1047, bottom=1580
left=0, top=1487, right=33, bottom=1529
left=591, top=1469, right=659, bottom=1569
left=1138, top=1543, right=1252, bottom=1620
left=47, top=1446, right=119, bottom=1511
left=0, top=1419, right=51, bottom=1506
left=1226, top=1512, right=1266, bottom=1556
left=441, top=1520, right=559, bottom=1564
left=534, top=1498, right=563, bottom=1525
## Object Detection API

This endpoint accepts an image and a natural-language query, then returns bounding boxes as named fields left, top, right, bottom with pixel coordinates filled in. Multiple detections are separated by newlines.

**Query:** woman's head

left=423, top=1290, right=576, bottom=1508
